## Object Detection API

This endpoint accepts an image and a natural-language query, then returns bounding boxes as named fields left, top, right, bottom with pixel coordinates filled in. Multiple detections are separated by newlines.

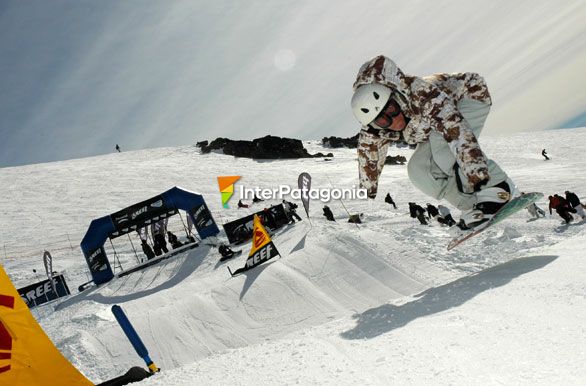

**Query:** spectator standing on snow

left=548, top=194, right=575, bottom=224
left=565, top=190, right=586, bottom=220
left=385, top=193, right=397, bottom=209
left=141, top=240, right=155, bottom=260
left=409, top=202, right=428, bottom=225
left=426, top=203, right=439, bottom=219
left=167, top=231, right=183, bottom=249
left=323, top=205, right=335, bottom=222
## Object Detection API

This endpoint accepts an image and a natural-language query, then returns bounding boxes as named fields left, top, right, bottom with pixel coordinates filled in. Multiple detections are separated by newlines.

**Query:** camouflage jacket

left=355, top=55, right=491, bottom=197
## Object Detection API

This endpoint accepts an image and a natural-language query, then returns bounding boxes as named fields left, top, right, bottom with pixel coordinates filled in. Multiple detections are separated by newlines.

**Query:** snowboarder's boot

left=458, top=178, right=517, bottom=230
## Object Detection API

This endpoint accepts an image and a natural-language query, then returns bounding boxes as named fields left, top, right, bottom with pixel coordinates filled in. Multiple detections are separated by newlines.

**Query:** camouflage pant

left=407, top=99, right=508, bottom=211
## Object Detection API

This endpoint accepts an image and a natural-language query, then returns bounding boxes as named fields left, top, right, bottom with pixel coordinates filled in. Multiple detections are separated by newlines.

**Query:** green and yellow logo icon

left=217, top=176, right=241, bottom=208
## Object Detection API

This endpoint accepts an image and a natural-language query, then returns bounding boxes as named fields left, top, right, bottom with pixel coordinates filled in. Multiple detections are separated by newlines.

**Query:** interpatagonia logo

left=217, top=176, right=241, bottom=208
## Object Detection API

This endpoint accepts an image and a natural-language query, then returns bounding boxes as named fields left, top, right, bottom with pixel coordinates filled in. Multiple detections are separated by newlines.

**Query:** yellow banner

left=249, top=214, right=272, bottom=257
left=0, top=265, right=93, bottom=386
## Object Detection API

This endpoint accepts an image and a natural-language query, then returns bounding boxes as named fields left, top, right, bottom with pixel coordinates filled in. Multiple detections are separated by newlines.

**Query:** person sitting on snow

left=526, top=202, right=546, bottom=219
left=282, top=199, right=302, bottom=223
left=219, top=244, right=235, bottom=260
left=351, top=56, right=518, bottom=231
left=437, top=205, right=457, bottom=227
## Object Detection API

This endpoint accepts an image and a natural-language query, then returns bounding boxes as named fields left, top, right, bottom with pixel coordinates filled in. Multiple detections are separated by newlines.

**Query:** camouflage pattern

left=354, top=55, right=492, bottom=197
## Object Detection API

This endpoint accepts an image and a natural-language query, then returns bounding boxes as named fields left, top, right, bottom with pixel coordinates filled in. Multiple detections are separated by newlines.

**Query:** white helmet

left=351, top=83, right=392, bottom=126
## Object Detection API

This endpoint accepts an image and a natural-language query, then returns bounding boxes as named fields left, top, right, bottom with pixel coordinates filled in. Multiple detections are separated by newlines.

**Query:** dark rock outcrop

left=322, top=134, right=359, bottom=148
left=385, top=155, right=407, bottom=165
left=197, top=135, right=331, bottom=159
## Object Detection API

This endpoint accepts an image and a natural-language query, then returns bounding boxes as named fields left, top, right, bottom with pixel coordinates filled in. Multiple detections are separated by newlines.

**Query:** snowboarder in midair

left=351, top=56, right=517, bottom=231
left=115, top=144, right=121, bottom=153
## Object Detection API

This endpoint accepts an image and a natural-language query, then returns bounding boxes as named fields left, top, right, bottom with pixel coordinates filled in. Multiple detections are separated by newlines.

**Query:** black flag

left=298, top=172, right=311, bottom=218
left=43, top=250, right=57, bottom=294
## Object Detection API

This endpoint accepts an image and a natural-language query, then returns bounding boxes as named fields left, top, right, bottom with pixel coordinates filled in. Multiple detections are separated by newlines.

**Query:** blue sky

left=1, top=0, right=585, bottom=167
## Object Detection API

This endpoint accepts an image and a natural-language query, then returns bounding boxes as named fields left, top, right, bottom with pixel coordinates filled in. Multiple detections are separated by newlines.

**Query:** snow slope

left=1, top=128, right=585, bottom=384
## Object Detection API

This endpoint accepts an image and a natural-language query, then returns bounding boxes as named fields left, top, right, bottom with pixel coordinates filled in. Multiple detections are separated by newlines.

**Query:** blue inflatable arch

left=81, top=186, right=219, bottom=285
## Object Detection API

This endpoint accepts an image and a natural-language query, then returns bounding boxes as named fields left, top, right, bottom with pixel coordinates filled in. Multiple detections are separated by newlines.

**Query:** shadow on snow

left=340, top=254, right=557, bottom=340
left=56, top=247, right=210, bottom=309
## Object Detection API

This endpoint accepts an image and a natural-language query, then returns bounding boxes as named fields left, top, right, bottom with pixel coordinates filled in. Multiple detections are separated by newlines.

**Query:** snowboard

left=447, top=192, right=543, bottom=250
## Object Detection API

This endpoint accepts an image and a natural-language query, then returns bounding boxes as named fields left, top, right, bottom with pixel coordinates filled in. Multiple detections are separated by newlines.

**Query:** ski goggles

left=372, top=97, right=402, bottom=129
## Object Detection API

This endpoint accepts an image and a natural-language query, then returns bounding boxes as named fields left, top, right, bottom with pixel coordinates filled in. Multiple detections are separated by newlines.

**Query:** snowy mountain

left=1, top=128, right=585, bottom=385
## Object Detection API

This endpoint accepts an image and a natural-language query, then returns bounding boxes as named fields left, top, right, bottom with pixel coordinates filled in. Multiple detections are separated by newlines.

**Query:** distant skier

left=252, top=194, right=264, bottom=203
left=541, top=149, right=549, bottom=161
left=115, top=144, right=121, bottom=153
left=565, top=190, right=585, bottom=220
left=351, top=56, right=517, bottom=231
left=237, top=199, right=250, bottom=209
left=323, top=205, right=335, bottom=221
left=384, top=193, right=397, bottom=209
